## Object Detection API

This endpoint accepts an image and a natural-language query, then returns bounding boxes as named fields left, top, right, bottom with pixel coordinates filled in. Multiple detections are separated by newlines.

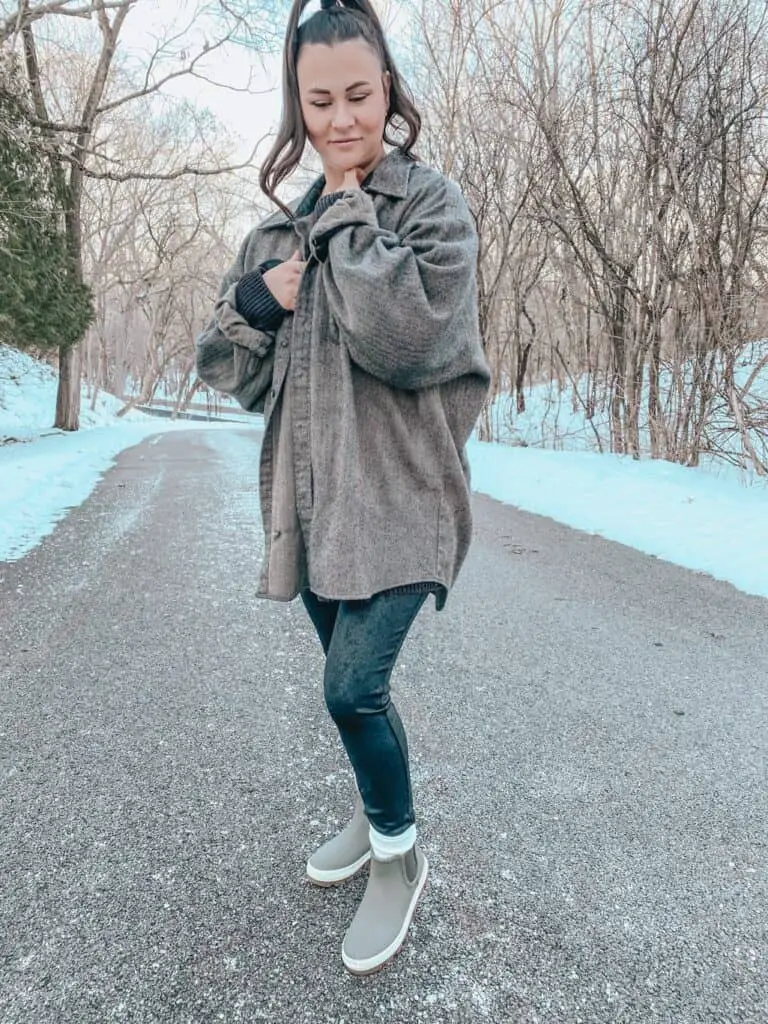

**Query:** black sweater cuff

left=235, top=268, right=286, bottom=332
left=314, top=191, right=346, bottom=217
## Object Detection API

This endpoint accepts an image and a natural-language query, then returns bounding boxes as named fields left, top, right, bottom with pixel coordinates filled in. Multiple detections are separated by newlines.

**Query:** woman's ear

left=382, top=69, right=391, bottom=106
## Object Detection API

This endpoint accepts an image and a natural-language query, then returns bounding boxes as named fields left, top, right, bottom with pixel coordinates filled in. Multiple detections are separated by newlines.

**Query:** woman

left=195, top=0, right=490, bottom=975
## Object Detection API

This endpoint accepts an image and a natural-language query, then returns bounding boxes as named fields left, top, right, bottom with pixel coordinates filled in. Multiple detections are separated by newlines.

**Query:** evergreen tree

left=0, top=55, right=92, bottom=351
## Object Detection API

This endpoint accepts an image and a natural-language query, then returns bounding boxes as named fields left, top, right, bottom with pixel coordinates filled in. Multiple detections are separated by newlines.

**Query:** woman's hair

left=259, top=0, right=421, bottom=216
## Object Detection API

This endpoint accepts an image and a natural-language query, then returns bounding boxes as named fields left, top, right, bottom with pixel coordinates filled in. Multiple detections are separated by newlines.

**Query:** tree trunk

left=173, top=367, right=205, bottom=417
left=54, top=181, right=85, bottom=429
left=648, top=330, right=662, bottom=458
left=54, top=344, right=81, bottom=430
left=476, top=403, right=493, bottom=442
left=515, top=341, right=532, bottom=414
left=625, top=347, right=644, bottom=459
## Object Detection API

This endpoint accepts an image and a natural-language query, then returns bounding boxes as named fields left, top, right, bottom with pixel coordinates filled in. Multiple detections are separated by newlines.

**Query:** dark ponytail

left=259, top=0, right=421, bottom=218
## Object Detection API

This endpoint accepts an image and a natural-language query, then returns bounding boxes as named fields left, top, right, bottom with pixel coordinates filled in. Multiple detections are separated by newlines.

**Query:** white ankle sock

left=369, top=823, right=417, bottom=860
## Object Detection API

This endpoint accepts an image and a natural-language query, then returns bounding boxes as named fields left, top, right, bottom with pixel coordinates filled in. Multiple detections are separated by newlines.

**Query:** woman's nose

left=331, top=103, right=355, bottom=130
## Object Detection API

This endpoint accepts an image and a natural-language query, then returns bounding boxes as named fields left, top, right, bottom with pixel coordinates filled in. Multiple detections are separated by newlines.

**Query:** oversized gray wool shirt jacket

left=195, top=149, right=491, bottom=611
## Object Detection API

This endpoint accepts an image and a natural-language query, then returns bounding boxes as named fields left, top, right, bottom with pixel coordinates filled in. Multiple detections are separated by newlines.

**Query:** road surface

left=1, top=428, right=765, bottom=1023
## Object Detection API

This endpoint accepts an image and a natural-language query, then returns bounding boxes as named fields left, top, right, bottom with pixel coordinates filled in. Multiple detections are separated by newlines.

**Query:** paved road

left=1, top=428, right=765, bottom=1024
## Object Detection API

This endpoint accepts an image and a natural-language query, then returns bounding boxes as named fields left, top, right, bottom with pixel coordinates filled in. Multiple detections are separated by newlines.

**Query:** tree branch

left=23, top=113, right=89, bottom=133
left=0, top=0, right=132, bottom=44
left=78, top=0, right=133, bottom=131
left=79, top=137, right=264, bottom=181
left=96, top=25, right=235, bottom=115
left=20, top=22, right=49, bottom=123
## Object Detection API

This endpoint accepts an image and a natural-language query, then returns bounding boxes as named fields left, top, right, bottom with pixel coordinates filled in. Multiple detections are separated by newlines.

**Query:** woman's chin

left=322, top=144, right=379, bottom=180
left=325, top=149, right=362, bottom=173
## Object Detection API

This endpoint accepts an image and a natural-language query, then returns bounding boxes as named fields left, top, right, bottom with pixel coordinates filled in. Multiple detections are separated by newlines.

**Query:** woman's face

left=297, top=39, right=390, bottom=181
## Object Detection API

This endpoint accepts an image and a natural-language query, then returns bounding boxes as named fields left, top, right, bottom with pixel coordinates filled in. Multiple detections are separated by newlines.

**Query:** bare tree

left=1, top=0, right=272, bottom=429
left=64, top=74, right=259, bottom=419
left=411, top=0, right=768, bottom=474
left=414, top=0, right=549, bottom=440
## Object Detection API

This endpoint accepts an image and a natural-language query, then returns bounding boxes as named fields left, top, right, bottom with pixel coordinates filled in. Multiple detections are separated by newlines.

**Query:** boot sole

left=306, top=849, right=371, bottom=886
left=341, top=854, right=429, bottom=975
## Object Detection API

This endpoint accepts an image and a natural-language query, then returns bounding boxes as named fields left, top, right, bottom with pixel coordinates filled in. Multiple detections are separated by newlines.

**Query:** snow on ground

left=1, top=345, right=766, bottom=598
left=491, top=340, right=768, bottom=464
left=0, top=344, right=151, bottom=439
left=472, top=347, right=768, bottom=599
left=468, top=441, right=768, bottom=599
left=0, top=345, right=259, bottom=561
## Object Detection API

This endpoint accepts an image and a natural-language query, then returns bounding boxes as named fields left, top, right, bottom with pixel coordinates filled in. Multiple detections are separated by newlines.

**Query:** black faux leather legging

left=301, top=588, right=428, bottom=837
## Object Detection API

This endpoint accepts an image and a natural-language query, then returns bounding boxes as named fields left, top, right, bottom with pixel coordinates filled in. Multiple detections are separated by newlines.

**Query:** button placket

left=291, top=266, right=315, bottom=536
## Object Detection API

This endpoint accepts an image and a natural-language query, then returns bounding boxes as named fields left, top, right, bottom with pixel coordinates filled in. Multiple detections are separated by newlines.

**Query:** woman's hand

left=342, top=167, right=366, bottom=191
left=262, top=250, right=306, bottom=311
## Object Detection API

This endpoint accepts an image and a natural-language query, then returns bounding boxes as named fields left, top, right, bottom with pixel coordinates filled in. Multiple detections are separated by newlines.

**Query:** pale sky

left=118, top=0, right=283, bottom=165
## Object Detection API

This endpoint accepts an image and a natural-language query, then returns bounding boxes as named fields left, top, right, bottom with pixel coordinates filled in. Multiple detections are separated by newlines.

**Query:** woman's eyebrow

left=307, top=80, right=372, bottom=94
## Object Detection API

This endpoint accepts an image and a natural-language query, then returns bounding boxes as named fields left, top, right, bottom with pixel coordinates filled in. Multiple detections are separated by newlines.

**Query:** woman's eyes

left=311, top=96, right=368, bottom=108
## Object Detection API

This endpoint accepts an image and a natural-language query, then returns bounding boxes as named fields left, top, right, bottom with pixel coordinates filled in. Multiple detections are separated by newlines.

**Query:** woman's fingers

left=342, top=167, right=365, bottom=190
left=260, top=250, right=308, bottom=311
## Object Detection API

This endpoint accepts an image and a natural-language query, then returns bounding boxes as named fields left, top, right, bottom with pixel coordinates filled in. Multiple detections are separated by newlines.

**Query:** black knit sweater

left=234, top=188, right=345, bottom=331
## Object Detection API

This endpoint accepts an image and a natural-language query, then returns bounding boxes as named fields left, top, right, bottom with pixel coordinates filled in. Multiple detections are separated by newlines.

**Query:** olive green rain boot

left=306, top=794, right=371, bottom=886
left=341, top=833, right=429, bottom=975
